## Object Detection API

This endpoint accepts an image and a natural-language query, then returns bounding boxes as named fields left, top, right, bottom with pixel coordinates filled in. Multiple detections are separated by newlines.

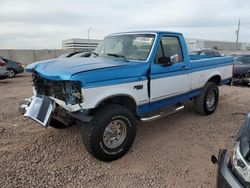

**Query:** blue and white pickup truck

left=23, top=31, right=233, bottom=161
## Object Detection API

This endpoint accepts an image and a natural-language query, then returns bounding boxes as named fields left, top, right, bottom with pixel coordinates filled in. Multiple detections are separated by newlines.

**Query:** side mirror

left=158, top=54, right=179, bottom=66
left=170, top=54, right=179, bottom=64
left=158, top=56, right=171, bottom=66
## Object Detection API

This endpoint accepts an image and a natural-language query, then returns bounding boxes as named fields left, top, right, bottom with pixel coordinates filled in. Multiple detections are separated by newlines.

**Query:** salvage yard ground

left=0, top=73, right=249, bottom=188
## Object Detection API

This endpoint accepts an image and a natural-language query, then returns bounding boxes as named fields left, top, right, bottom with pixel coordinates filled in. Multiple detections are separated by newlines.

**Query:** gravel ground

left=0, top=74, right=249, bottom=188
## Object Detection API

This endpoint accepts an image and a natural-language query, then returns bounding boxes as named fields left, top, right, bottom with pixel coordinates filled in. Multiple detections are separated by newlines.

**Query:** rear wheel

left=193, top=82, right=219, bottom=115
left=7, top=69, right=16, bottom=78
left=81, top=104, right=136, bottom=161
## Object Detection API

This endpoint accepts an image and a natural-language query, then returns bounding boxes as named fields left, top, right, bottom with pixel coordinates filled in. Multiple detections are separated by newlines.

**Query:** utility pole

left=236, top=20, right=241, bottom=50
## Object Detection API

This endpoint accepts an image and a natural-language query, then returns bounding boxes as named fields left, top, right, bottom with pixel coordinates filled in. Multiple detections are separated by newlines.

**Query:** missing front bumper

left=24, top=95, right=54, bottom=127
left=21, top=96, right=93, bottom=126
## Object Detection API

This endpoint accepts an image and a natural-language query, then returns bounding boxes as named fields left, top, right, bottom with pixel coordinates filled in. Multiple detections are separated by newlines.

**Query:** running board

left=140, top=105, right=184, bottom=122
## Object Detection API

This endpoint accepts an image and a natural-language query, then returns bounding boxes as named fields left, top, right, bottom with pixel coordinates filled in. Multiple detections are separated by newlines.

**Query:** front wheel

left=193, top=82, right=219, bottom=115
left=7, top=69, right=16, bottom=78
left=81, top=104, right=136, bottom=161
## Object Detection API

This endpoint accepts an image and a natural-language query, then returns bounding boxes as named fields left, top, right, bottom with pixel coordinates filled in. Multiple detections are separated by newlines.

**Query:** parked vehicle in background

left=22, top=31, right=233, bottom=161
left=0, top=58, right=8, bottom=79
left=231, top=53, right=250, bottom=86
left=212, top=113, right=250, bottom=188
left=0, top=57, right=24, bottom=78
left=190, top=49, right=222, bottom=60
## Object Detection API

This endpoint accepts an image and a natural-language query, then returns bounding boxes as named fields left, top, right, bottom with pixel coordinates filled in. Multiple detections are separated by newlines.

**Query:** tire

left=81, top=104, right=136, bottom=161
left=7, top=69, right=16, bottom=78
left=193, top=82, right=219, bottom=115
left=49, top=117, right=71, bottom=129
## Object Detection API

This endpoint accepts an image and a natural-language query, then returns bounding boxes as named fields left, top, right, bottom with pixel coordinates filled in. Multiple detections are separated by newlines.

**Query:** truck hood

left=33, top=57, right=130, bottom=80
left=32, top=57, right=149, bottom=86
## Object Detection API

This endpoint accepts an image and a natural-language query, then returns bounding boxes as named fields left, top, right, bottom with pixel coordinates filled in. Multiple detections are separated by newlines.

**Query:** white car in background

left=0, top=58, right=8, bottom=79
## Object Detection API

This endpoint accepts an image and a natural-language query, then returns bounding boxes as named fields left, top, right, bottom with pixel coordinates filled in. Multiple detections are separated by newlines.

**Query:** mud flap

left=24, top=95, right=54, bottom=127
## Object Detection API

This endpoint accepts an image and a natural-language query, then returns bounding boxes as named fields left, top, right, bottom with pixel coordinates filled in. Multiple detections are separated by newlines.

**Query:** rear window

left=205, top=51, right=214, bottom=56
left=190, top=51, right=200, bottom=55
left=214, top=51, right=221, bottom=56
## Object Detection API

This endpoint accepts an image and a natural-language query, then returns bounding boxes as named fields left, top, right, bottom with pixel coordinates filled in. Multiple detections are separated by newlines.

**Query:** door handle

left=181, top=66, right=189, bottom=70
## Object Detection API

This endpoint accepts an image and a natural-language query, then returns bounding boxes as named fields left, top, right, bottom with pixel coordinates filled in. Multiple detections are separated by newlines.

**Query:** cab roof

left=109, top=30, right=182, bottom=36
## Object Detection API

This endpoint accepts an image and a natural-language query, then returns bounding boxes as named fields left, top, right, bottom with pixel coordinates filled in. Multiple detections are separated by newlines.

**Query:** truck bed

left=190, top=56, right=233, bottom=70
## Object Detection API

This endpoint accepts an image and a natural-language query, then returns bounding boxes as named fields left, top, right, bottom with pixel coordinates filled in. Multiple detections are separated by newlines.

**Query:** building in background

left=62, top=38, right=102, bottom=52
left=241, top=43, right=250, bottom=51
left=185, top=38, right=250, bottom=52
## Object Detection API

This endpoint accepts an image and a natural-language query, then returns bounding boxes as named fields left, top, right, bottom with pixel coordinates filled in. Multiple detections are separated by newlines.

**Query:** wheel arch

left=92, top=94, right=137, bottom=115
left=206, top=75, right=221, bottom=85
left=7, top=67, right=17, bottom=73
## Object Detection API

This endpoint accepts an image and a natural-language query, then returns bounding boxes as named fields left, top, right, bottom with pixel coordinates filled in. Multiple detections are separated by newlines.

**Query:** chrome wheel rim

left=103, top=119, right=127, bottom=149
left=206, top=90, right=216, bottom=109
left=7, top=70, right=15, bottom=77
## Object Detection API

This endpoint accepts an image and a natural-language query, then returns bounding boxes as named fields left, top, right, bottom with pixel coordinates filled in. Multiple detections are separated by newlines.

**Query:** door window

left=206, top=51, right=214, bottom=56
left=154, top=36, right=183, bottom=63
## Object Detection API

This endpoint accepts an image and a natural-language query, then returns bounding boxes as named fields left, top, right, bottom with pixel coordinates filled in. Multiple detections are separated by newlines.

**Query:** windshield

left=234, top=56, right=250, bottom=64
left=94, top=34, right=155, bottom=61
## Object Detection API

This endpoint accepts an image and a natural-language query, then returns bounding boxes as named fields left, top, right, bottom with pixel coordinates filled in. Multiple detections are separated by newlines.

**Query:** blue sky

left=0, top=0, right=250, bottom=49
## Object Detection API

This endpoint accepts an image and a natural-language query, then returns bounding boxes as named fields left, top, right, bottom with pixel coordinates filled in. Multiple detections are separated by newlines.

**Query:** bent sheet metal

left=24, top=95, right=54, bottom=127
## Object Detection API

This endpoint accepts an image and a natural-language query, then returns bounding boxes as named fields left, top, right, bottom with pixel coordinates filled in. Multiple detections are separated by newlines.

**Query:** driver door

left=150, top=35, right=190, bottom=106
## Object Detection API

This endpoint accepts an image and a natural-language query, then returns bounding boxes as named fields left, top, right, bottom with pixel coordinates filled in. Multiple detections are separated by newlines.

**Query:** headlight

left=64, top=81, right=83, bottom=105
left=232, top=142, right=250, bottom=182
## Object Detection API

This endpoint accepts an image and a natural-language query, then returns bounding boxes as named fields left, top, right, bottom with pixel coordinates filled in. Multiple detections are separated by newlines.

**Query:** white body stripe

left=81, top=80, right=149, bottom=109
left=48, top=65, right=232, bottom=112
left=150, top=74, right=189, bottom=102
left=81, top=65, right=233, bottom=110
left=190, top=65, right=232, bottom=90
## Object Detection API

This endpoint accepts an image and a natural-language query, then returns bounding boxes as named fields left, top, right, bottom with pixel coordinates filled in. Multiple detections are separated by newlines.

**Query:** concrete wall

left=203, top=41, right=238, bottom=50
left=0, top=50, right=67, bottom=65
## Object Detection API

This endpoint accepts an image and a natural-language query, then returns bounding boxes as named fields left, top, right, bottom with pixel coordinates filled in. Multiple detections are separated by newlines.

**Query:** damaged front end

left=32, top=72, right=83, bottom=107
left=20, top=72, right=92, bottom=128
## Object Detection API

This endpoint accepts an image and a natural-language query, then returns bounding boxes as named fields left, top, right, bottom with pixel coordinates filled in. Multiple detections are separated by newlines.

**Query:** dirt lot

left=0, top=74, right=249, bottom=188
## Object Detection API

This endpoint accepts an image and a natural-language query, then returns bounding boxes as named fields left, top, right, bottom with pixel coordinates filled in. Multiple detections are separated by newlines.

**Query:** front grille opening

left=32, top=73, right=82, bottom=105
